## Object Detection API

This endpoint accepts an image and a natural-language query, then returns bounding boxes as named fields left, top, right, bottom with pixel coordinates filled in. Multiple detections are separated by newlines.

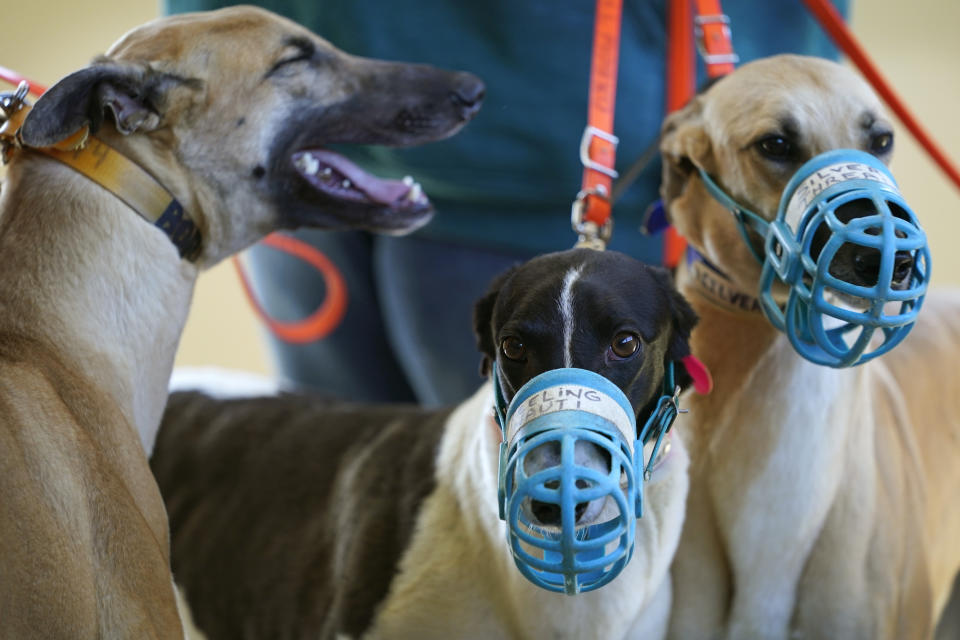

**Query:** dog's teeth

left=407, top=182, right=423, bottom=202
left=341, top=179, right=352, bottom=189
left=322, top=167, right=333, bottom=177
left=402, top=175, right=415, bottom=186
left=297, top=154, right=320, bottom=175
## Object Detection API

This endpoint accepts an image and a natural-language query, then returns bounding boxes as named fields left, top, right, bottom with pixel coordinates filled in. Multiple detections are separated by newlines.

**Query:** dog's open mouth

left=292, top=149, right=429, bottom=213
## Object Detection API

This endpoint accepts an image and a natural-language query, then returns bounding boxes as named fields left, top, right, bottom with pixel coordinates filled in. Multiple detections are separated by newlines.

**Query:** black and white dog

left=152, top=248, right=698, bottom=639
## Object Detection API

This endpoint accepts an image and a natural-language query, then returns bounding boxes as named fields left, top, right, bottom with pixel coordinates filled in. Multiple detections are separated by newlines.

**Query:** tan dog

left=659, top=54, right=960, bottom=639
left=0, top=6, right=481, bottom=638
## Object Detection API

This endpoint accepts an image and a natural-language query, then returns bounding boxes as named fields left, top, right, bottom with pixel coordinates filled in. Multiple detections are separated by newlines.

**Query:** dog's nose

left=852, top=247, right=914, bottom=288
left=530, top=479, right=594, bottom=527
left=449, top=72, right=485, bottom=119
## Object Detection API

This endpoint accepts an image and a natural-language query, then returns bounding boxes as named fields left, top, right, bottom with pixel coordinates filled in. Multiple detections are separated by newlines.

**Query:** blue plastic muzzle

left=700, top=149, right=931, bottom=367
left=760, top=150, right=930, bottom=367
left=493, top=366, right=680, bottom=595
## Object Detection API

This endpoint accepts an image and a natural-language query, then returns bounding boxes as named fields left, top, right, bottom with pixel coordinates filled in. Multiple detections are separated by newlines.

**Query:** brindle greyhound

left=0, top=6, right=481, bottom=638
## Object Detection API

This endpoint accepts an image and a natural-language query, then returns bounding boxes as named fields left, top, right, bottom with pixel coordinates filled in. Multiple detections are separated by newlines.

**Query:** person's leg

left=246, top=229, right=417, bottom=403
left=373, top=235, right=536, bottom=407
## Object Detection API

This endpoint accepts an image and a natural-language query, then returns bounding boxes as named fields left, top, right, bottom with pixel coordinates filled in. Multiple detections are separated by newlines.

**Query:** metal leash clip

left=571, top=185, right=614, bottom=250
left=0, top=81, right=30, bottom=164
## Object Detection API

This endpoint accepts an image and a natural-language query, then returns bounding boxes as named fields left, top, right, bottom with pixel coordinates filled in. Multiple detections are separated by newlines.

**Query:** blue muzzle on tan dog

left=493, top=365, right=682, bottom=595
left=699, top=149, right=930, bottom=367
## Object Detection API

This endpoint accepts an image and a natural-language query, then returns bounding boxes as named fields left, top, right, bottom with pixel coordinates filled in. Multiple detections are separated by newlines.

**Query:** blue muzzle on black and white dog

left=493, top=364, right=682, bottom=595
left=698, top=148, right=931, bottom=367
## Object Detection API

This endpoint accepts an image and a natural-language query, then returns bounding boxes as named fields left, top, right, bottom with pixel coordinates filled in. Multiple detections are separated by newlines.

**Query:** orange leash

left=662, top=0, right=737, bottom=268
left=232, top=233, right=347, bottom=344
left=572, top=0, right=623, bottom=248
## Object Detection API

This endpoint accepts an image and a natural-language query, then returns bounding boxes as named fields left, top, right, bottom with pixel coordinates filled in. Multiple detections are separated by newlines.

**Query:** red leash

left=0, top=66, right=46, bottom=96
left=802, top=0, right=960, bottom=194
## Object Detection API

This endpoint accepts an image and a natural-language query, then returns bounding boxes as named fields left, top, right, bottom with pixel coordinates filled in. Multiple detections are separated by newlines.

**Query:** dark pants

left=247, top=230, right=537, bottom=406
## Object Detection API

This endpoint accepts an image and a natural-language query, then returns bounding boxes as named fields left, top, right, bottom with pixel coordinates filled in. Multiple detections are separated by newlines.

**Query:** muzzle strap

left=696, top=167, right=769, bottom=264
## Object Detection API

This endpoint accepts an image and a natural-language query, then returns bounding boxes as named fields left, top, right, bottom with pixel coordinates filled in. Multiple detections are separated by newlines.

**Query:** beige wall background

left=3, top=1, right=958, bottom=378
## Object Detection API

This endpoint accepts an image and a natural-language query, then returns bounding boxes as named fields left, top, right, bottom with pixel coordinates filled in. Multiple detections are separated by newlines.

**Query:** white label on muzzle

left=784, top=161, right=897, bottom=232
left=506, top=384, right=635, bottom=453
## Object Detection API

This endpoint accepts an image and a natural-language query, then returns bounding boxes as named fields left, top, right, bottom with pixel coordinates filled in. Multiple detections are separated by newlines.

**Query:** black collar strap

left=685, top=246, right=761, bottom=313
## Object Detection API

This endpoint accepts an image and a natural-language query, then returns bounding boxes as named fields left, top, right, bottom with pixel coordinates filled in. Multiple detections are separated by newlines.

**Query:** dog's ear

left=472, top=266, right=518, bottom=377
left=20, top=61, right=185, bottom=147
left=649, top=266, right=699, bottom=391
left=659, top=95, right=714, bottom=214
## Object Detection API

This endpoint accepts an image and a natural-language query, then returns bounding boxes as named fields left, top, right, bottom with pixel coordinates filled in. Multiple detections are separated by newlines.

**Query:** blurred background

left=3, top=0, right=958, bottom=377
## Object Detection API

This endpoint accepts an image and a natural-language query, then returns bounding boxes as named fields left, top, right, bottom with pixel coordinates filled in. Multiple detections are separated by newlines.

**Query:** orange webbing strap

left=232, top=233, right=348, bottom=344
left=574, top=0, right=623, bottom=246
left=802, top=0, right=960, bottom=194
left=694, top=0, right=738, bottom=78
left=662, top=0, right=736, bottom=268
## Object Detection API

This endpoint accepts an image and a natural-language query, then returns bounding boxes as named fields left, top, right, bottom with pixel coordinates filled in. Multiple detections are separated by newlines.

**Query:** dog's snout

left=448, top=72, right=485, bottom=118
left=523, top=439, right=610, bottom=528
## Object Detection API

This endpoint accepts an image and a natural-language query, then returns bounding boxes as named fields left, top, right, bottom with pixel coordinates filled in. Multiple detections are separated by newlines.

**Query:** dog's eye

left=501, top=337, right=526, bottom=361
left=610, top=332, right=641, bottom=359
left=268, top=40, right=316, bottom=75
left=869, top=132, right=894, bottom=155
left=271, top=52, right=312, bottom=73
left=756, top=135, right=795, bottom=160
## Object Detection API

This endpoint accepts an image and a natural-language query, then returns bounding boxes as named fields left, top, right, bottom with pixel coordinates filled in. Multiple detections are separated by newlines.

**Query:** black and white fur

left=153, top=248, right=698, bottom=639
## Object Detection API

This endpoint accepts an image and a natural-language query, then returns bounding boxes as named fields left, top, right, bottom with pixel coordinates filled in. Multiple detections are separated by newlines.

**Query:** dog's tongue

left=306, top=150, right=411, bottom=204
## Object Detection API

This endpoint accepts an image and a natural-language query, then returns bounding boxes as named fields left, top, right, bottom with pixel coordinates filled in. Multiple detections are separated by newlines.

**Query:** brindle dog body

left=659, top=54, right=960, bottom=639
left=0, top=7, right=481, bottom=638
left=153, top=249, right=697, bottom=639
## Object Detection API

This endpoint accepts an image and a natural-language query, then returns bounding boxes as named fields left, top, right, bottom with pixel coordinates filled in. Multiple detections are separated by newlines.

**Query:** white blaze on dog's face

left=473, top=249, right=698, bottom=528
left=19, top=6, right=484, bottom=266
left=660, top=54, right=895, bottom=290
